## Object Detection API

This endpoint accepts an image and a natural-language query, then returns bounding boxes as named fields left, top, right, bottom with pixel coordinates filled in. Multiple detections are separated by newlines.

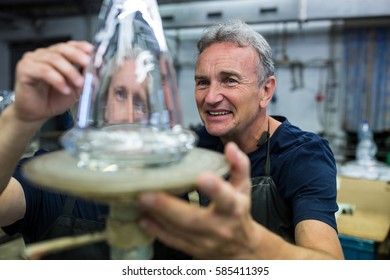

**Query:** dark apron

left=38, top=197, right=110, bottom=260
left=200, top=132, right=295, bottom=244
left=251, top=129, right=294, bottom=243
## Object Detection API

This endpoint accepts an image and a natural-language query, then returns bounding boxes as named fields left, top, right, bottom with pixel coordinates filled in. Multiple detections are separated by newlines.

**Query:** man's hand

left=137, top=142, right=260, bottom=259
left=13, top=40, right=93, bottom=123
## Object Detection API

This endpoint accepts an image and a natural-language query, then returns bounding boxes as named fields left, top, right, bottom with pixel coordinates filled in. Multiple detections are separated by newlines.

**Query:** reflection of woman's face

left=105, top=59, right=149, bottom=124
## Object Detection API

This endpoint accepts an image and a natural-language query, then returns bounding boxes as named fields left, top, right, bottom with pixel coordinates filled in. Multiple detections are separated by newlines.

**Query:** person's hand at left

left=137, top=142, right=261, bottom=259
left=13, top=40, right=93, bottom=124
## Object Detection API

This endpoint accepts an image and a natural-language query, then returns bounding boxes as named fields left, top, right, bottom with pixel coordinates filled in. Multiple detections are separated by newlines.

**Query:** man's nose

left=205, top=82, right=224, bottom=104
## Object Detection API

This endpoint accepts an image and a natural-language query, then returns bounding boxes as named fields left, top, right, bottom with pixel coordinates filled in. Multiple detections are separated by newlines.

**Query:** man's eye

left=114, top=88, right=127, bottom=100
left=196, top=80, right=209, bottom=88
left=225, top=78, right=238, bottom=86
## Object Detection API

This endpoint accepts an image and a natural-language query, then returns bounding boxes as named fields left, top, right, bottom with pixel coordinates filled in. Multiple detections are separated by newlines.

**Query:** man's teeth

left=209, top=111, right=229, bottom=116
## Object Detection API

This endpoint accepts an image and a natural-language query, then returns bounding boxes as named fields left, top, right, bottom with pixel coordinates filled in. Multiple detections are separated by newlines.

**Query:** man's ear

left=260, top=76, right=276, bottom=107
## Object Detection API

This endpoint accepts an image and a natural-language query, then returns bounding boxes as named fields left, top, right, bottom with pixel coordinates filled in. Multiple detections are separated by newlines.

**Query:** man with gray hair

left=137, top=20, right=344, bottom=259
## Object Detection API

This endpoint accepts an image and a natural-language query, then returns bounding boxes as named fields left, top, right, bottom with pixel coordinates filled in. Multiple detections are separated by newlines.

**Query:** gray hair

left=197, top=19, right=274, bottom=86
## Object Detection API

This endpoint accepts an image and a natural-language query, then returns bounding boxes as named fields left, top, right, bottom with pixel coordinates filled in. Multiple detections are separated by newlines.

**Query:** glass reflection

left=105, top=54, right=151, bottom=125
left=61, top=0, right=197, bottom=171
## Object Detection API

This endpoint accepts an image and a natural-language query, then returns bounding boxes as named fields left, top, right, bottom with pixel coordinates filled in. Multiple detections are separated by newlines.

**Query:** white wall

left=268, top=27, right=332, bottom=133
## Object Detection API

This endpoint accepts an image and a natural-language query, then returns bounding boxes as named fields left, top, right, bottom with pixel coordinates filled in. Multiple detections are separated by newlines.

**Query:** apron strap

left=265, top=135, right=271, bottom=176
left=264, top=119, right=271, bottom=176
left=256, top=118, right=271, bottom=176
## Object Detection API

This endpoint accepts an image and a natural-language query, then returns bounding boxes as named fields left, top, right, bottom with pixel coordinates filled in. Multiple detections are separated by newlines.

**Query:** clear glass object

left=61, top=0, right=197, bottom=171
left=356, top=120, right=377, bottom=165
left=340, top=120, right=390, bottom=180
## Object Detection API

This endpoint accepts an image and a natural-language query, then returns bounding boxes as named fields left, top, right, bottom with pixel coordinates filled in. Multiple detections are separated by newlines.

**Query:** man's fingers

left=66, top=40, right=94, bottom=54
left=190, top=142, right=251, bottom=215
left=48, top=41, right=92, bottom=66
left=197, top=172, right=239, bottom=215
left=224, top=142, right=251, bottom=193
left=40, top=44, right=90, bottom=90
left=17, top=41, right=93, bottom=96
left=17, top=56, right=75, bottom=96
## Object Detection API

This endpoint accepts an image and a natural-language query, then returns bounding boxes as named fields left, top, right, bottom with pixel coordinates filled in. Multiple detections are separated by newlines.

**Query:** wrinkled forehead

left=196, top=42, right=259, bottom=73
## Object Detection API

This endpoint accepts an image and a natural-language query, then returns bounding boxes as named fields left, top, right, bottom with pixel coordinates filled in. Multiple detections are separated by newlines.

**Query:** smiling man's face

left=194, top=42, right=264, bottom=143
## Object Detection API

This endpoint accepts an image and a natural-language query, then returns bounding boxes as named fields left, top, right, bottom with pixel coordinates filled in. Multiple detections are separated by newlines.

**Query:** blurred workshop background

left=0, top=0, right=389, bottom=260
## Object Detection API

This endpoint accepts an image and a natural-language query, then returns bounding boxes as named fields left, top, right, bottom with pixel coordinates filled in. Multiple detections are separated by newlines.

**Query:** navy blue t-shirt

left=196, top=116, right=338, bottom=231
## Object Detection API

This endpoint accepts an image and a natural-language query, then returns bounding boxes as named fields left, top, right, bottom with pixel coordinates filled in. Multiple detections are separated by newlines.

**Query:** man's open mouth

left=208, top=111, right=231, bottom=116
